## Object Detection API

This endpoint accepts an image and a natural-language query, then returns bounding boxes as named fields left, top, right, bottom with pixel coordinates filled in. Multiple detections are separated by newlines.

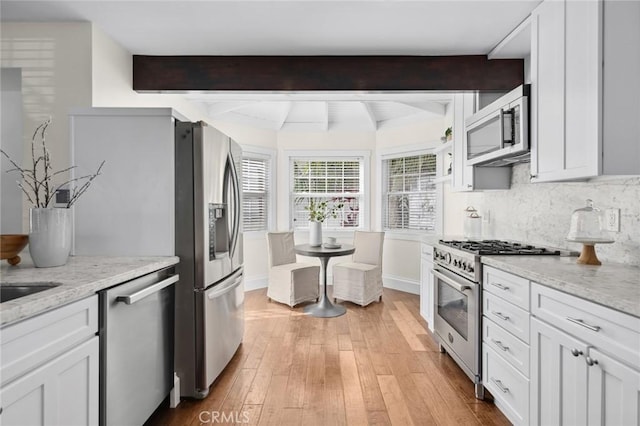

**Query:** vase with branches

left=0, top=118, right=105, bottom=267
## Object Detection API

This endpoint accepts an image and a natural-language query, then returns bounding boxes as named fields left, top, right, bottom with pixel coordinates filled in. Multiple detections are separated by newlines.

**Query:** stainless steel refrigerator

left=174, top=121, right=244, bottom=398
left=71, top=108, right=244, bottom=408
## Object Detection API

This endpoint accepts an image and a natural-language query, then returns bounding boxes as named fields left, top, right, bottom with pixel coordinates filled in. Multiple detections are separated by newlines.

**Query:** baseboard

left=382, top=274, right=420, bottom=295
left=244, top=275, right=268, bottom=291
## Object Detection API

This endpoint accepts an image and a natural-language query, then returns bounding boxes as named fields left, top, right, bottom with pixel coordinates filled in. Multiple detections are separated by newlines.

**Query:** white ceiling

left=1, top=0, right=540, bottom=131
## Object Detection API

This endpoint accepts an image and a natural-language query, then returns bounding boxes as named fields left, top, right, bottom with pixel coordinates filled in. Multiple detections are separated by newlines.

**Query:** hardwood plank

left=377, top=375, right=416, bottom=426
left=337, top=333, right=353, bottom=351
left=324, top=339, right=347, bottom=426
left=366, top=410, right=393, bottom=426
left=301, top=344, right=326, bottom=425
left=384, top=353, right=436, bottom=425
left=257, top=375, right=289, bottom=426
left=412, top=373, right=481, bottom=426
left=352, top=346, right=387, bottom=411
left=284, top=335, right=310, bottom=408
left=240, top=404, right=262, bottom=426
left=389, top=308, right=427, bottom=352
left=394, top=301, right=431, bottom=336
left=339, top=351, right=368, bottom=426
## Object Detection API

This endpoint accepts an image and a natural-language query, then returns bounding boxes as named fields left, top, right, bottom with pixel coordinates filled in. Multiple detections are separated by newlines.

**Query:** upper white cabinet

left=530, top=0, right=640, bottom=182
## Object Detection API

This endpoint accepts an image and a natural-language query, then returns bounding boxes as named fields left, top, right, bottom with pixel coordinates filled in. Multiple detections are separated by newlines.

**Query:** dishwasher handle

left=207, top=275, right=243, bottom=300
left=116, top=274, right=179, bottom=305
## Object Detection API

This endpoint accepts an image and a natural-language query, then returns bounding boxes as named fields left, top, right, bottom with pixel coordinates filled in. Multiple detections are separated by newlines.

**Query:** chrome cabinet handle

left=492, top=282, right=510, bottom=291
left=116, top=275, right=179, bottom=305
left=492, top=311, right=510, bottom=321
left=571, top=348, right=583, bottom=357
left=490, top=377, right=509, bottom=393
left=492, top=339, right=509, bottom=352
left=586, top=356, right=599, bottom=367
left=566, top=317, right=601, bottom=332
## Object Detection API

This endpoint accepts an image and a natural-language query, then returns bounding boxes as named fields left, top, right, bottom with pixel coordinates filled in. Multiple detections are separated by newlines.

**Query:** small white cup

left=326, top=237, right=337, bottom=245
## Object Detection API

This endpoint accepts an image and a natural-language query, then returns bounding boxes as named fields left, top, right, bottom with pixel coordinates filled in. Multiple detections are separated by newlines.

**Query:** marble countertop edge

left=1, top=256, right=180, bottom=327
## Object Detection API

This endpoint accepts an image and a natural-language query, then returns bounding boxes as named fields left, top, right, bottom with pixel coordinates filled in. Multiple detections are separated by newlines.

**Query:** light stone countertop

left=482, top=255, right=640, bottom=318
left=0, top=255, right=179, bottom=326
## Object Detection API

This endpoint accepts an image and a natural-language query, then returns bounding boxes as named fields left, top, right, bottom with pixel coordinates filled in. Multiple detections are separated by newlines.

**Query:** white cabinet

left=0, top=296, right=99, bottom=425
left=481, top=265, right=531, bottom=425
left=0, top=338, right=99, bottom=426
left=530, top=282, right=640, bottom=426
left=450, top=93, right=511, bottom=192
left=419, top=243, right=434, bottom=332
left=530, top=0, right=640, bottom=182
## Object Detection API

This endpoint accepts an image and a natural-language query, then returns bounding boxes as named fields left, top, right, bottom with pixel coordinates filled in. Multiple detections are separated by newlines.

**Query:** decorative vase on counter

left=309, top=221, right=322, bottom=247
left=29, top=208, right=72, bottom=268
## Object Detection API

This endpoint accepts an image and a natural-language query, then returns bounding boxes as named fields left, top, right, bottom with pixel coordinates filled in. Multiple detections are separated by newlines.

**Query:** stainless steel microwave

left=465, top=84, right=530, bottom=166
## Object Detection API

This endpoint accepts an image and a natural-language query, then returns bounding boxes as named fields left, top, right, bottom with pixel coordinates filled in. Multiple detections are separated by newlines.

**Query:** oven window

left=437, top=280, right=468, bottom=339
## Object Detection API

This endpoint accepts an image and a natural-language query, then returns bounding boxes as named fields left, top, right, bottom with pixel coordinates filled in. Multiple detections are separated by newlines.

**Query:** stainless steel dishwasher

left=99, top=267, right=178, bottom=426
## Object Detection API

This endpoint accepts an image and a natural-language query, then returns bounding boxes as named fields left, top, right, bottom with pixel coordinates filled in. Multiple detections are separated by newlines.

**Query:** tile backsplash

left=466, top=164, right=640, bottom=266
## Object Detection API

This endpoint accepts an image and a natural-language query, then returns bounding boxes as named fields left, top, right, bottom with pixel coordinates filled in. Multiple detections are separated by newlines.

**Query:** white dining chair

left=266, top=231, right=320, bottom=307
left=332, top=231, right=385, bottom=306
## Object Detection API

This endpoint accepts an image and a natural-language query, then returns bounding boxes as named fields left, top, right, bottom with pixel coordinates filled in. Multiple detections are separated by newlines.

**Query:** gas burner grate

left=439, top=239, right=560, bottom=255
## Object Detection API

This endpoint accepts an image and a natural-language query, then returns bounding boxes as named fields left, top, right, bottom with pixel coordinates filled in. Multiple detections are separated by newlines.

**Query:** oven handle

left=432, top=268, right=472, bottom=293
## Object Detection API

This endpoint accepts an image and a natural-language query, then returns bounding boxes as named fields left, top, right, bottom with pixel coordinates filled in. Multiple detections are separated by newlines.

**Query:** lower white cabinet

left=0, top=296, right=99, bottom=426
left=530, top=283, right=640, bottom=426
left=419, top=243, right=434, bottom=332
left=0, top=337, right=99, bottom=426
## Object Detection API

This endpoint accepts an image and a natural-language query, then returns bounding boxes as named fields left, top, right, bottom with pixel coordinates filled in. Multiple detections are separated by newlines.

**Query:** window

left=382, top=153, right=437, bottom=231
left=290, top=157, right=366, bottom=230
left=241, top=149, right=273, bottom=233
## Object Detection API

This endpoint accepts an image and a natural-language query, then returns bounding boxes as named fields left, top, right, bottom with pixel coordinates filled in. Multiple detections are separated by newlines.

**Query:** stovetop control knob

left=443, top=253, right=451, bottom=264
left=461, top=261, right=467, bottom=270
left=467, top=264, right=475, bottom=273
left=453, top=259, right=458, bottom=267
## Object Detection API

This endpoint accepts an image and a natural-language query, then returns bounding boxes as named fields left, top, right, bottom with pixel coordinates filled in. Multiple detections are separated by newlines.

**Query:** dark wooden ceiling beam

left=133, top=55, right=523, bottom=92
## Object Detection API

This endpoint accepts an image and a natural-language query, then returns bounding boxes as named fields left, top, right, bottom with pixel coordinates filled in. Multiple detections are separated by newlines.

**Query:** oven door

left=432, top=267, right=479, bottom=379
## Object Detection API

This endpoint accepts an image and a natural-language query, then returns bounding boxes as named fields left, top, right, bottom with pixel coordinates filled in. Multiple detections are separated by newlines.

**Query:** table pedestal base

left=303, top=296, right=346, bottom=317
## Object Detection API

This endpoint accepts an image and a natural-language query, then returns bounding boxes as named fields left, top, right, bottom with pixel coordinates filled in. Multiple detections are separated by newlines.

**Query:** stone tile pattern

left=469, top=164, right=640, bottom=266
left=0, top=255, right=179, bottom=326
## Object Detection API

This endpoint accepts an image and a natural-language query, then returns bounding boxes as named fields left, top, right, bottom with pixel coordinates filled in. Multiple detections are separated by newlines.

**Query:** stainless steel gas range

left=432, top=240, right=560, bottom=400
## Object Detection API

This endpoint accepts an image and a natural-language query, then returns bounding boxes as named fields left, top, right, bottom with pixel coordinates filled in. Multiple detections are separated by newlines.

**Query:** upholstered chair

left=266, top=232, right=320, bottom=307
left=332, top=231, right=385, bottom=306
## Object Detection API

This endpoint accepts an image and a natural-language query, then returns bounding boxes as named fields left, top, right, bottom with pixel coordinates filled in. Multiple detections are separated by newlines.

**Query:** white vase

left=309, top=221, right=322, bottom=247
left=29, top=208, right=72, bottom=268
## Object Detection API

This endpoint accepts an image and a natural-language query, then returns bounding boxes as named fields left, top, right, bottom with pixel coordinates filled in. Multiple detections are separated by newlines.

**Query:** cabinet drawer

left=483, top=265, right=530, bottom=310
left=1, top=295, right=98, bottom=386
left=531, top=282, right=640, bottom=370
left=421, top=243, right=433, bottom=257
left=483, top=317, right=530, bottom=377
left=484, top=291, right=530, bottom=344
left=484, top=345, right=530, bottom=426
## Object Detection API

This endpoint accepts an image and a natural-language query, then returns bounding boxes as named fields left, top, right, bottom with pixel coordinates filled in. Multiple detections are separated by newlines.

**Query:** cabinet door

left=531, top=317, right=589, bottom=426
left=587, top=348, right=640, bottom=426
left=0, top=337, right=99, bottom=426
left=530, top=0, right=566, bottom=182
left=420, top=256, right=434, bottom=331
left=451, top=93, right=476, bottom=192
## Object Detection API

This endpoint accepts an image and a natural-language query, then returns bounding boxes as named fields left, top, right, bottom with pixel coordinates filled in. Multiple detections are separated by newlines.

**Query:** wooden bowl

left=1, top=234, right=29, bottom=265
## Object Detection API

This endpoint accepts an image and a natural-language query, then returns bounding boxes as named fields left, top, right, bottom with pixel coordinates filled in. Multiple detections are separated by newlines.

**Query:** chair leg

left=268, top=297, right=271, bottom=302
left=378, top=295, right=382, bottom=302
left=334, top=297, right=337, bottom=303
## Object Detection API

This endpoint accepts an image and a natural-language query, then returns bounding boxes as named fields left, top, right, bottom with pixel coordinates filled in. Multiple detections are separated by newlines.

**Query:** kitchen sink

left=0, top=283, right=61, bottom=303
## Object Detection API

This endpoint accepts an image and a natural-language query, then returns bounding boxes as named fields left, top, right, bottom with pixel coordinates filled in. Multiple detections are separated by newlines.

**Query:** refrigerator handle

left=227, top=154, right=241, bottom=259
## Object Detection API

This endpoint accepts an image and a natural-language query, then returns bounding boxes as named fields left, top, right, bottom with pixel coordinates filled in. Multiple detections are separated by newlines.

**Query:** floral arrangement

left=303, top=198, right=344, bottom=222
left=0, top=118, right=105, bottom=208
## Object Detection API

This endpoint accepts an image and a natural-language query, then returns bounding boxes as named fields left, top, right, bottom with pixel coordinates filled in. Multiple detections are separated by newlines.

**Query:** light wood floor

left=146, top=287, right=510, bottom=426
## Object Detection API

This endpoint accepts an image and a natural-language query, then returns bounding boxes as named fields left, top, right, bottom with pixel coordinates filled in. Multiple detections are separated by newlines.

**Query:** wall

left=1, top=68, right=23, bottom=233
left=1, top=23, right=93, bottom=228
left=446, top=163, right=640, bottom=266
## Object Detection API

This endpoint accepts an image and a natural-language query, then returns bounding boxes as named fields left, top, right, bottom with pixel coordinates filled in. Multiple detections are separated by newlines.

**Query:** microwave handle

left=501, top=108, right=515, bottom=146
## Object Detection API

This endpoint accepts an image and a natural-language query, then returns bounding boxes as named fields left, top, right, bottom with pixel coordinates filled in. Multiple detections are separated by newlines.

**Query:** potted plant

left=303, top=198, right=344, bottom=247
left=1, top=118, right=104, bottom=267
left=445, top=127, right=453, bottom=141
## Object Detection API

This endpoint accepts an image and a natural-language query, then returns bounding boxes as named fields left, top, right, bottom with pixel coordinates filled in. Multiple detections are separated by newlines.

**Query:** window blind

left=382, top=154, right=437, bottom=231
left=291, top=159, right=363, bottom=230
left=242, top=156, right=270, bottom=232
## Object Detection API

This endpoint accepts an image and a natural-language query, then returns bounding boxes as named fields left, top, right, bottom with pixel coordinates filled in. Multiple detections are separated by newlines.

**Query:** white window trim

left=241, top=144, right=276, bottom=240
left=283, top=150, right=371, bottom=235
left=376, top=142, right=443, bottom=240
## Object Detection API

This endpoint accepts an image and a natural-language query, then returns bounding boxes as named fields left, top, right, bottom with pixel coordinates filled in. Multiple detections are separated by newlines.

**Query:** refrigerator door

left=197, top=125, right=233, bottom=288
left=199, top=268, right=244, bottom=391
